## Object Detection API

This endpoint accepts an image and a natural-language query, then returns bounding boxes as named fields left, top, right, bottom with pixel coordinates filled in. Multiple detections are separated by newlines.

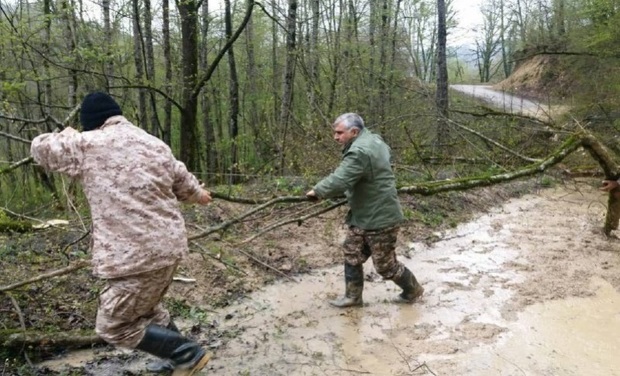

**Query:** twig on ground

left=411, top=362, right=437, bottom=375
left=238, top=200, right=345, bottom=246
left=0, top=260, right=90, bottom=293
left=233, top=247, right=296, bottom=282
left=7, top=293, right=34, bottom=368
left=191, top=241, right=247, bottom=275
left=60, top=230, right=91, bottom=259
left=0, top=206, right=45, bottom=223
left=8, top=294, right=26, bottom=333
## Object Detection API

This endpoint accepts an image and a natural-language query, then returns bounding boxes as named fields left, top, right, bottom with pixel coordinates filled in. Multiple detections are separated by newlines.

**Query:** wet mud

left=39, top=182, right=620, bottom=375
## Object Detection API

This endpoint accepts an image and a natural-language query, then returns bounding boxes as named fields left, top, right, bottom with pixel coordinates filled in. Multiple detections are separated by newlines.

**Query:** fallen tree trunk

left=581, top=133, right=620, bottom=235
left=398, top=134, right=582, bottom=195
left=1, top=329, right=104, bottom=350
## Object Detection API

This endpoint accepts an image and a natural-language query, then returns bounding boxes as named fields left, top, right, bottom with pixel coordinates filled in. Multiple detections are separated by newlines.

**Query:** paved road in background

left=450, top=84, right=552, bottom=120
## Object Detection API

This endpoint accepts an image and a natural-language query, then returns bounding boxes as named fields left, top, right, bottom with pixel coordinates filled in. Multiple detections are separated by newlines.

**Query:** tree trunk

left=435, top=0, right=449, bottom=152
left=224, top=0, right=240, bottom=183
left=367, top=0, right=377, bottom=120
left=244, top=8, right=267, bottom=162
left=162, top=0, right=172, bottom=145
left=201, top=0, right=218, bottom=182
left=132, top=0, right=148, bottom=129
left=580, top=133, right=620, bottom=235
left=277, top=0, right=298, bottom=173
left=143, top=0, right=161, bottom=137
left=178, top=0, right=200, bottom=171
left=102, top=0, right=113, bottom=87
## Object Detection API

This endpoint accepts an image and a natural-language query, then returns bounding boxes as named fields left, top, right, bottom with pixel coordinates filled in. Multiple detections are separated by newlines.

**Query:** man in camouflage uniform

left=306, top=113, right=424, bottom=307
left=31, top=92, right=211, bottom=375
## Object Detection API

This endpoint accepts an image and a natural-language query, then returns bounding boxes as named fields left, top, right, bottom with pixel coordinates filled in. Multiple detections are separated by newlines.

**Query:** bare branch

left=0, top=156, right=34, bottom=175
left=192, top=0, right=255, bottom=98
left=0, top=113, right=49, bottom=124
left=0, top=260, right=90, bottom=293
left=188, top=195, right=314, bottom=240
left=191, top=241, right=247, bottom=275
left=0, top=130, right=31, bottom=144
left=446, top=117, right=541, bottom=163
left=238, top=200, right=346, bottom=245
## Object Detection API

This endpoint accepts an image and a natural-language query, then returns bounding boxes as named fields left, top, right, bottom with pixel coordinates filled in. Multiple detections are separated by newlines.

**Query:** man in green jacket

left=306, top=113, right=424, bottom=307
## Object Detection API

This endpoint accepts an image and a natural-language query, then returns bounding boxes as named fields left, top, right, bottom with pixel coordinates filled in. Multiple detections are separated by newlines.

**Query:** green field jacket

left=313, top=128, right=404, bottom=230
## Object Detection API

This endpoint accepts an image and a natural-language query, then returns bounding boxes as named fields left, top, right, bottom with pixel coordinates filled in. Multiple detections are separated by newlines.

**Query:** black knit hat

left=80, top=92, right=122, bottom=131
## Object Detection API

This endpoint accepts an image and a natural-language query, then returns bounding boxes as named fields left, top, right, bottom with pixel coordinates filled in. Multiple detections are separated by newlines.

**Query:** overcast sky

left=450, top=0, right=484, bottom=47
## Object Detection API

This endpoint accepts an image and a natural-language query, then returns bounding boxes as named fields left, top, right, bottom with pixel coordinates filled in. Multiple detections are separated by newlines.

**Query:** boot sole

left=172, top=353, right=212, bottom=376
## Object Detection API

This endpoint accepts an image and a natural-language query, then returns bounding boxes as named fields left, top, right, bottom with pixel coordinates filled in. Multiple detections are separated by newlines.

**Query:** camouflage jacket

left=31, top=116, right=202, bottom=278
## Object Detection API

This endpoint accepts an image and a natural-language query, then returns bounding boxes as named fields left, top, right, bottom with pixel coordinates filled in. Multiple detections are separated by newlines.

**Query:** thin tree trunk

left=244, top=9, right=266, bottom=161
left=308, top=0, right=320, bottom=110
left=271, top=0, right=279, bottom=126
left=376, top=0, right=390, bottom=133
left=162, top=0, right=172, bottom=145
left=133, top=0, right=148, bottom=129
left=143, top=0, right=161, bottom=137
left=178, top=0, right=200, bottom=171
left=201, top=0, right=218, bottom=182
left=224, top=0, right=239, bottom=184
left=435, top=0, right=449, bottom=153
left=102, top=0, right=113, bottom=88
left=367, top=0, right=377, bottom=119
left=43, top=0, right=52, bottom=114
left=278, top=0, right=297, bottom=173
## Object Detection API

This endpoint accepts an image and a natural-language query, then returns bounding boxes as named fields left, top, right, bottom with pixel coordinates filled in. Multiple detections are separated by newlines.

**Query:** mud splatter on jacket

left=30, top=116, right=202, bottom=278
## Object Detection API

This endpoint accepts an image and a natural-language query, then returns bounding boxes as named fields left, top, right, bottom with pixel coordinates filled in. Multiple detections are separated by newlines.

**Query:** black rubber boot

left=329, top=263, right=364, bottom=307
left=392, top=268, right=424, bottom=303
left=146, top=321, right=179, bottom=373
left=136, top=324, right=211, bottom=376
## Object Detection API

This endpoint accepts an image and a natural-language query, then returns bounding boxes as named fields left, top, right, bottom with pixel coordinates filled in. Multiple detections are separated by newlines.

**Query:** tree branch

left=0, top=260, right=90, bottom=293
left=0, top=156, right=34, bottom=175
left=398, top=134, right=582, bottom=195
left=188, top=195, right=315, bottom=240
left=238, top=200, right=346, bottom=245
left=192, top=0, right=255, bottom=98
left=446, top=117, right=542, bottom=163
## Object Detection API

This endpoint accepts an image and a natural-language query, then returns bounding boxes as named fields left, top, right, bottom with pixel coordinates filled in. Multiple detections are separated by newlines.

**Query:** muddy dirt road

left=40, top=181, right=620, bottom=375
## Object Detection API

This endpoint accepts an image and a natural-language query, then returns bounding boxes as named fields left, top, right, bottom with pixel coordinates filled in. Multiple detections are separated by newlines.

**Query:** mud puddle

left=39, top=183, right=620, bottom=375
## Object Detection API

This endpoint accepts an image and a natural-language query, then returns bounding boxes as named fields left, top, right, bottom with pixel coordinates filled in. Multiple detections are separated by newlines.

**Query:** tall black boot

left=392, top=268, right=424, bottom=303
left=329, top=263, right=364, bottom=307
left=146, top=321, right=179, bottom=373
left=136, top=324, right=211, bottom=376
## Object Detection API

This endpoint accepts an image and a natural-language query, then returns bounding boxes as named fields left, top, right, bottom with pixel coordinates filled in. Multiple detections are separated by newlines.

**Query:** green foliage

left=166, top=298, right=210, bottom=324
left=539, top=175, right=555, bottom=188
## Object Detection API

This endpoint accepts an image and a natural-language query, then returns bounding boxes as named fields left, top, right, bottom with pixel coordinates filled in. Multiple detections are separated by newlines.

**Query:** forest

left=2, top=0, right=620, bottom=374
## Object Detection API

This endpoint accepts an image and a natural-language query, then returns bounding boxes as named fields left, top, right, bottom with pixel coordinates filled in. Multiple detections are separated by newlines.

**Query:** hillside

left=493, top=51, right=619, bottom=112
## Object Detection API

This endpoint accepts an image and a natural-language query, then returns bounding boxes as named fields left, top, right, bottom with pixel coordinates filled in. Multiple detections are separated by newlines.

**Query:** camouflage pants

left=342, top=226, right=405, bottom=280
left=95, top=263, right=177, bottom=349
